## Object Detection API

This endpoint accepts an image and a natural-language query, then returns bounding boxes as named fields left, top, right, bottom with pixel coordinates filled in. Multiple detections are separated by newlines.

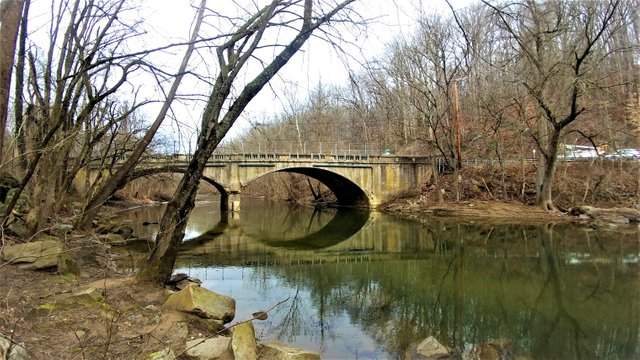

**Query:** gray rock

left=185, top=337, right=233, bottom=360
left=143, top=312, right=189, bottom=347
left=116, top=225, right=134, bottom=239
left=143, top=304, right=160, bottom=312
left=258, top=342, right=320, bottom=360
left=6, top=219, right=28, bottom=238
left=162, top=283, right=235, bottom=322
left=231, top=322, right=257, bottom=360
left=50, top=223, right=74, bottom=236
left=168, top=273, right=189, bottom=284
left=5, top=188, right=30, bottom=213
left=2, top=240, right=67, bottom=271
left=56, top=288, right=104, bottom=306
left=57, top=254, right=80, bottom=276
left=175, top=279, right=194, bottom=290
left=0, top=335, right=30, bottom=360
left=0, top=172, right=20, bottom=190
left=467, top=339, right=513, bottom=360
left=405, top=336, right=451, bottom=359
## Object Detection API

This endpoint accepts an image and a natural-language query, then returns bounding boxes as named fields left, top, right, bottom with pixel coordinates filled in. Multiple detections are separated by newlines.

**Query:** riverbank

left=380, top=160, right=639, bottom=224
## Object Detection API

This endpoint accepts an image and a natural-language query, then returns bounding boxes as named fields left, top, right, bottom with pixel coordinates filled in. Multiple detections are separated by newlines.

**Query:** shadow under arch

left=180, top=207, right=371, bottom=251
left=246, top=167, right=370, bottom=208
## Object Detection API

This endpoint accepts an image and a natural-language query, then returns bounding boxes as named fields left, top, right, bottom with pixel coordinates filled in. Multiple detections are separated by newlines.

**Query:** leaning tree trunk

left=142, top=139, right=217, bottom=282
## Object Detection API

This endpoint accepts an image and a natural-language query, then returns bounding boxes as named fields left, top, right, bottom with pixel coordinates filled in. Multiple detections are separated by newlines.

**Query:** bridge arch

left=116, top=167, right=233, bottom=209
left=243, top=167, right=371, bottom=208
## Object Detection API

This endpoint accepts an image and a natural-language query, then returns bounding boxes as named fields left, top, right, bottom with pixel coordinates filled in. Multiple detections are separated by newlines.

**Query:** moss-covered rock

left=185, top=337, right=233, bottom=360
left=2, top=240, right=68, bottom=271
left=231, top=322, right=257, bottom=360
left=30, top=288, right=105, bottom=316
left=162, top=284, right=235, bottom=323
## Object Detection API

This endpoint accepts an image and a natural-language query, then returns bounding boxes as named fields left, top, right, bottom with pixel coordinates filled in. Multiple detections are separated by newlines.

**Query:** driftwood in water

left=571, top=205, right=640, bottom=224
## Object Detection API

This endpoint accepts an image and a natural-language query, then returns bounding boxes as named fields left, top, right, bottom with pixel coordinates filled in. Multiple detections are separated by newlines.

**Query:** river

left=121, top=198, right=639, bottom=359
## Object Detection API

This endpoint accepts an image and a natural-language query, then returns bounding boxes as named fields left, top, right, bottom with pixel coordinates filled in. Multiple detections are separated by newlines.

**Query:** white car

left=605, top=149, right=640, bottom=159
left=562, top=149, right=600, bottom=160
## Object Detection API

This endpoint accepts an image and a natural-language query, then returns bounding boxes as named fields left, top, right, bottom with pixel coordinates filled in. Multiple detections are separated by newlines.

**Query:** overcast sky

left=27, top=0, right=473, bottom=152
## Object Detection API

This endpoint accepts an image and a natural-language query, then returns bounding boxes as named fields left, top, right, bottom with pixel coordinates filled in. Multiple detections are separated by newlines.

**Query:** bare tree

left=483, top=0, right=623, bottom=210
left=2, top=0, right=206, bottom=236
left=144, top=0, right=359, bottom=283
left=0, top=0, right=25, bottom=162
left=75, top=0, right=207, bottom=229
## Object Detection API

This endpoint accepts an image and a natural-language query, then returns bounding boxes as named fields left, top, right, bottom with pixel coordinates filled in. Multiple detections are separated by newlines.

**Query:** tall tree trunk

left=538, top=128, right=561, bottom=210
left=13, top=0, right=29, bottom=171
left=25, top=147, right=56, bottom=236
left=0, top=0, right=25, bottom=163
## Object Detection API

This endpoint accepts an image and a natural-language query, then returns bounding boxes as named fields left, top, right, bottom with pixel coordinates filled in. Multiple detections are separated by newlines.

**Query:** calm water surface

left=123, top=198, right=639, bottom=359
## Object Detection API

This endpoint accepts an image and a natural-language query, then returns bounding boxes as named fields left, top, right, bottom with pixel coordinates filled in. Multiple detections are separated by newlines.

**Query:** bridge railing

left=215, top=142, right=386, bottom=155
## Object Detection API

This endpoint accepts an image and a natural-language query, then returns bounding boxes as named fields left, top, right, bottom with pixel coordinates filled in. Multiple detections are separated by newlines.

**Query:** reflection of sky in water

left=175, top=266, right=384, bottom=359
left=183, top=228, right=204, bottom=241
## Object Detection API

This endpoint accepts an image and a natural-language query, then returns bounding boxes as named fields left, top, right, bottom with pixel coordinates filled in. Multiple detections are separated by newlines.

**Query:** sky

left=25, top=0, right=473, bottom=153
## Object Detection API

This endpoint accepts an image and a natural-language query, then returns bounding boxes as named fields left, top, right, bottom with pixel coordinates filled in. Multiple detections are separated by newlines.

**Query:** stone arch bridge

left=118, top=152, right=433, bottom=211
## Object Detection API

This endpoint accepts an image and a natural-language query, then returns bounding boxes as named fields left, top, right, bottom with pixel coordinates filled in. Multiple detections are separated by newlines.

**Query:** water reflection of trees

left=148, top=201, right=638, bottom=358
left=255, top=222, right=638, bottom=359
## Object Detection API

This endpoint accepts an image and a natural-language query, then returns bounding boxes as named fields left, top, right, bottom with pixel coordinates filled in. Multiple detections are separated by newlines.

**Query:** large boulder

left=573, top=206, right=640, bottom=224
left=6, top=218, right=28, bottom=238
left=98, top=233, right=127, bottom=246
left=185, top=337, right=233, bottom=360
left=258, top=342, right=321, bottom=360
left=96, top=220, right=134, bottom=238
left=162, top=283, right=235, bottom=323
left=1, top=240, right=77, bottom=273
left=231, top=322, right=257, bottom=360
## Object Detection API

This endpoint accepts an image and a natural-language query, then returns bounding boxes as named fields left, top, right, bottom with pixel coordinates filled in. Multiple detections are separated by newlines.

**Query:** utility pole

left=452, top=79, right=462, bottom=169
